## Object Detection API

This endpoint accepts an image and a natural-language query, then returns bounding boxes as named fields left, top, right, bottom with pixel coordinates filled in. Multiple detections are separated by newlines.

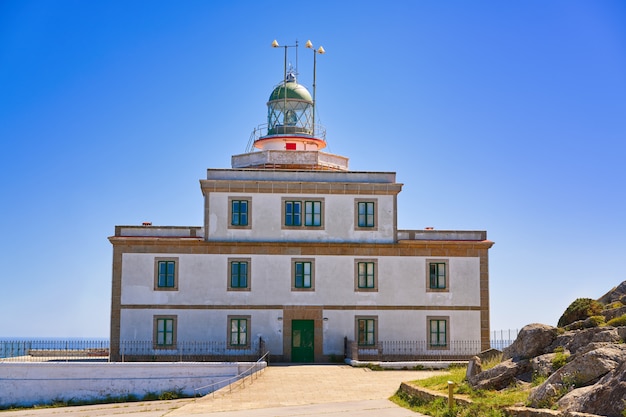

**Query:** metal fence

left=0, top=339, right=109, bottom=362
left=116, top=339, right=266, bottom=362
left=0, top=339, right=266, bottom=363
left=345, top=340, right=484, bottom=362
left=491, top=329, right=519, bottom=351
left=1, top=331, right=519, bottom=363
left=345, top=330, right=520, bottom=362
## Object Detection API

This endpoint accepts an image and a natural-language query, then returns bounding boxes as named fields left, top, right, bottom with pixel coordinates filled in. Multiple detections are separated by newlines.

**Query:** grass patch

left=392, top=363, right=529, bottom=416
left=0, top=390, right=189, bottom=411
left=607, top=314, right=626, bottom=327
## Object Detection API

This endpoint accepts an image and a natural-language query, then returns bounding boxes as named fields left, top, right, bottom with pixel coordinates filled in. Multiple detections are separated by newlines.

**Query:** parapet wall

left=0, top=361, right=263, bottom=408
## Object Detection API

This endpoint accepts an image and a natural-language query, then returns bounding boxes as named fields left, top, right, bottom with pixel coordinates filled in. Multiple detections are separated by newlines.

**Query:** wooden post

left=447, top=381, right=456, bottom=410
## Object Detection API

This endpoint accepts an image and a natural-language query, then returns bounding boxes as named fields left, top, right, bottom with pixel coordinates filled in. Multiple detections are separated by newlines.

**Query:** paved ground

left=2, top=364, right=441, bottom=417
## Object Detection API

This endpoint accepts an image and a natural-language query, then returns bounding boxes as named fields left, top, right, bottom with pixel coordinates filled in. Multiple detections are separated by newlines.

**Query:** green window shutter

left=157, top=318, right=174, bottom=346
left=285, top=201, right=302, bottom=226
left=358, top=202, right=375, bottom=227
left=158, top=261, right=175, bottom=288
left=304, top=201, right=321, bottom=226
left=295, top=262, right=311, bottom=288
left=429, top=263, right=446, bottom=289
left=358, top=319, right=376, bottom=346
left=230, top=318, right=248, bottom=346
left=358, top=262, right=375, bottom=288
left=230, top=261, right=248, bottom=288
left=232, top=200, right=248, bottom=226
left=430, top=319, right=447, bottom=347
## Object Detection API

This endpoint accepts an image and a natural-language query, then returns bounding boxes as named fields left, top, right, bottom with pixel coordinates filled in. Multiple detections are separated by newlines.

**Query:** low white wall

left=0, top=361, right=265, bottom=408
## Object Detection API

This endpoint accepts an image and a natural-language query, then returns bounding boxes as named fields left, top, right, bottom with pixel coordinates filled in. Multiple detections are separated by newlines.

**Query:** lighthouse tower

left=232, top=41, right=348, bottom=171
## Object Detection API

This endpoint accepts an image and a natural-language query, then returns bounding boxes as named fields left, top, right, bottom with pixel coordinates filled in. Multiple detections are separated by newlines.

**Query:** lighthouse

left=232, top=40, right=349, bottom=171
left=109, top=40, right=493, bottom=363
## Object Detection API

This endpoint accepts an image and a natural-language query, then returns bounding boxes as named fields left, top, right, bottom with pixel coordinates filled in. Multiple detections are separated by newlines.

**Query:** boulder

left=555, top=327, right=622, bottom=355
left=531, top=353, right=560, bottom=378
left=617, top=326, right=626, bottom=341
left=602, top=305, right=626, bottom=321
left=560, top=345, right=626, bottom=386
left=564, top=316, right=606, bottom=330
left=502, top=323, right=558, bottom=361
left=558, top=359, right=626, bottom=417
left=468, top=358, right=531, bottom=390
left=528, top=345, right=626, bottom=408
left=476, top=348, right=501, bottom=363
left=556, top=385, right=595, bottom=412
left=466, top=356, right=482, bottom=380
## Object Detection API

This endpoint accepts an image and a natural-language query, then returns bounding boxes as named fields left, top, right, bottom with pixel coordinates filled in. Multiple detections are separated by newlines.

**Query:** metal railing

left=0, top=339, right=109, bottom=362
left=246, top=123, right=327, bottom=152
left=0, top=339, right=266, bottom=363
left=193, top=351, right=270, bottom=398
left=491, top=329, right=519, bottom=351
left=345, top=340, right=484, bottom=362
left=2, top=331, right=519, bottom=363
left=116, top=339, right=265, bottom=362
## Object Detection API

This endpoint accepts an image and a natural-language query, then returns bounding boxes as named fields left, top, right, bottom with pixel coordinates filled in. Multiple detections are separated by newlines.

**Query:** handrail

left=193, top=351, right=270, bottom=398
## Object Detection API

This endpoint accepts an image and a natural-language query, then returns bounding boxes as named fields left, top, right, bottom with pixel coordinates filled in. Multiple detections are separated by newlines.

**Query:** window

left=304, top=201, right=322, bottom=227
left=355, top=260, right=377, bottom=291
left=426, top=259, right=449, bottom=292
left=282, top=198, right=324, bottom=229
left=355, top=199, right=377, bottom=229
left=428, top=317, right=449, bottom=349
left=229, top=197, right=251, bottom=229
left=284, top=201, right=302, bottom=226
left=356, top=317, right=377, bottom=346
left=154, top=316, right=176, bottom=348
left=154, top=258, right=178, bottom=290
left=228, top=316, right=250, bottom=348
left=228, top=259, right=250, bottom=291
left=292, top=259, right=314, bottom=290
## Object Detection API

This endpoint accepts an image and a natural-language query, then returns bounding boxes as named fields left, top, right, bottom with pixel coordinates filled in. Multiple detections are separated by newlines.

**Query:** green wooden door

left=291, top=320, right=314, bottom=362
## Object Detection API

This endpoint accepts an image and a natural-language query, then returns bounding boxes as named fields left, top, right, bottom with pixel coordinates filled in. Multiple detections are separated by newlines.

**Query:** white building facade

left=109, top=58, right=493, bottom=363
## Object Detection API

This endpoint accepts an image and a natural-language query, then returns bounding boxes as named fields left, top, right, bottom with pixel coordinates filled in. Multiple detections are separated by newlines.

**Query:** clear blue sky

left=1, top=0, right=624, bottom=338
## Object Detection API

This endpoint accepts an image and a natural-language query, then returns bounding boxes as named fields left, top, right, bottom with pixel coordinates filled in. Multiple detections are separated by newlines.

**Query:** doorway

left=291, top=319, right=314, bottom=362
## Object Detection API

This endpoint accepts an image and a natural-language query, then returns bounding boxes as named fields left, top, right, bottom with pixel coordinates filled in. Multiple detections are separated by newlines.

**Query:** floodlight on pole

left=272, top=39, right=299, bottom=83
left=305, top=40, right=325, bottom=135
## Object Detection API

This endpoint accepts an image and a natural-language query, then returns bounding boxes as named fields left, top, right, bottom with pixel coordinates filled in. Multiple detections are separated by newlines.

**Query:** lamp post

left=305, top=40, right=325, bottom=135
left=272, top=40, right=300, bottom=134
left=271, top=39, right=298, bottom=83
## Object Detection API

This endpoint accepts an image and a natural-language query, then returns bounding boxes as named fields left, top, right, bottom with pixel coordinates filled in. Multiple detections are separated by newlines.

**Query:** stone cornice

left=107, top=236, right=494, bottom=255
left=200, top=179, right=403, bottom=196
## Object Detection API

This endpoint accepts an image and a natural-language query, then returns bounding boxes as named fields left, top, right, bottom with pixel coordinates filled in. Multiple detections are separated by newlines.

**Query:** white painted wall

left=119, top=308, right=481, bottom=357
left=207, top=192, right=396, bottom=243
left=0, top=362, right=264, bottom=408
left=119, top=309, right=284, bottom=355
left=121, top=254, right=480, bottom=307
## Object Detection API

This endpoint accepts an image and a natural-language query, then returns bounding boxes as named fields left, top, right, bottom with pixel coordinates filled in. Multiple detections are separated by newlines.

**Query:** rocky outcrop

left=598, top=281, right=626, bottom=305
left=557, top=359, right=626, bottom=416
left=528, top=344, right=626, bottom=409
left=468, top=323, right=626, bottom=416
left=467, top=282, right=626, bottom=416
left=550, top=327, right=622, bottom=355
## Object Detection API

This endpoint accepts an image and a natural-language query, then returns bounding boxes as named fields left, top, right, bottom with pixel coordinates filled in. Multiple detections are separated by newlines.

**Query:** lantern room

left=232, top=39, right=348, bottom=171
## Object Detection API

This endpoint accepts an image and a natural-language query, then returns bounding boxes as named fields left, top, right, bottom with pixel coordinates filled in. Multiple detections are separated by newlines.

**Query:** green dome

left=269, top=82, right=313, bottom=103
